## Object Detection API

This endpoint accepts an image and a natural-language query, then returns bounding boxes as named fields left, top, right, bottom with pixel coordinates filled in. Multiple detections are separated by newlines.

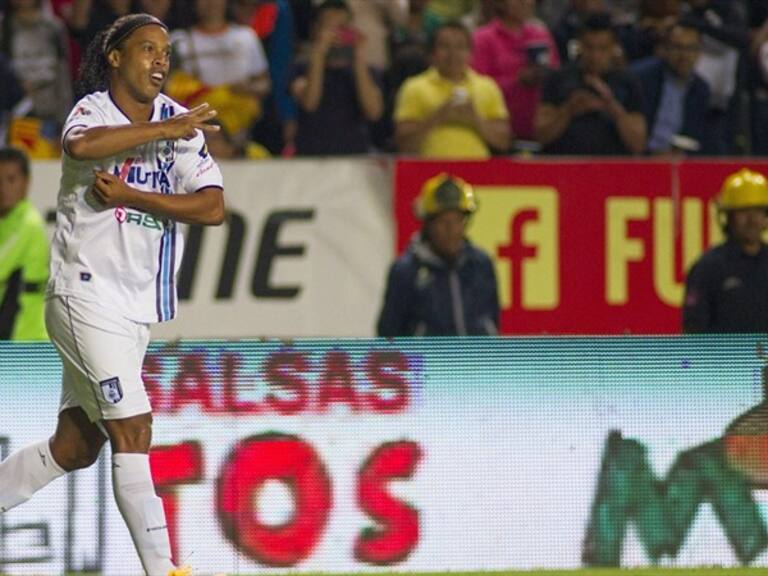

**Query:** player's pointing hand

left=160, top=103, right=220, bottom=140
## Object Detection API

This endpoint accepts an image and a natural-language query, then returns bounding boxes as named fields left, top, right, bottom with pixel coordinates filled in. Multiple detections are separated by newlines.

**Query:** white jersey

left=170, top=25, right=268, bottom=87
left=48, top=90, right=223, bottom=324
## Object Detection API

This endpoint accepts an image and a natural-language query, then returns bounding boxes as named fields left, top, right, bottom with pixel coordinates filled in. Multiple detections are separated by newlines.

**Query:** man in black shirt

left=534, top=12, right=647, bottom=155
left=683, top=168, right=768, bottom=333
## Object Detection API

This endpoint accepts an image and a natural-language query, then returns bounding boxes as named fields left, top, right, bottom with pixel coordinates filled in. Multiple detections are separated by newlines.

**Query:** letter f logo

left=469, top=187, right=560, bottom=311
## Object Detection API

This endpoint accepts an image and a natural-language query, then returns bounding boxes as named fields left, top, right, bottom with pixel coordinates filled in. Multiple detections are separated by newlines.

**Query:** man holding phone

left=534, top=12, right=647, bottom=155
left=394, top=20, right=510, bottom=158
left=289, top=0, right=384, bottom=155
left=471, top=0, right=560, bottom=142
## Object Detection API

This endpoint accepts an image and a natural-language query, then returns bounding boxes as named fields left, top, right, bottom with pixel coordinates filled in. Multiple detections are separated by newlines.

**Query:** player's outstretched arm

left=65, top=104, right=220, bottom=161
left=92, top=170, right=225, bottom=226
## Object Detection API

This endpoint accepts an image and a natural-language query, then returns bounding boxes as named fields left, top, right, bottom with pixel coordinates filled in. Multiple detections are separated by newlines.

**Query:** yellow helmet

left=414, top=173, right=478, bottom=220
left=717, top=168, right=768, bottom=211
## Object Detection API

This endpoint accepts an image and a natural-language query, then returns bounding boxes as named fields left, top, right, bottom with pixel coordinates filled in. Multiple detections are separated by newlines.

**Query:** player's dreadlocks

left=75, top=13, right=167, bottom=99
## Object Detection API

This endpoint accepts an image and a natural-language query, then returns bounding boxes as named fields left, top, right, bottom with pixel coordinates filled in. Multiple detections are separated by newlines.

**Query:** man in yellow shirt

left=0, top=147, right=48, bottom=340
left=394, top=20, right=510, bottom=158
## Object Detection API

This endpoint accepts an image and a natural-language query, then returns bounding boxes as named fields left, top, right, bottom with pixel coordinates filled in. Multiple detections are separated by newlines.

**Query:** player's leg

left=102, top=413, right=179, bottom=576
left=45, top=295, right=177, bottom=576
left=0, top=435, right=66, bottom=513
left=0, top=405, right=107, bottom=511
left=0, top=406, right=106, bottom=511
left=0, top=310, right=109, bottom=513
left=49, top=406, right=107, bottom=471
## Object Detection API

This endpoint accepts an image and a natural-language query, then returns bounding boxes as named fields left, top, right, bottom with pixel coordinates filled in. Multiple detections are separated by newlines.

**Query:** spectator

left=631, top=19, right=710, bottom=154
left=472, top=0, right=560, bottom=142
left=136, top=0, right=182, bottom=28
left=347, top=0, right=407, bottom=72
left=537, top=0, right=572, bottom=28
left=750, top=2, right=768, bottom=154
left=551, top=0, right=606, bottom=62
left=167, top=0, right=271, bottom=148
left=288, top=0, right=314, bottom=46
left=621, top=0, right=682, bottom=62
left=380, top=0, right=438, bottom=151
left=0, top=147, right=48, bottom=340
left=377, top=173, right=499, bottom=337
left=0, top=53, right=25, bottom=139
left=289, top=0, right=384, bottom=155
left=234, top=0, right=298, bottom=155
left=67, top=0, right=136, bottom=58
left=534, top=13, right=647, bottom=155
left=683, top=168, right=768, bottom=333
left=425, top=0, right=476, bottom=23
left=394, top=20, right=510, bottom=158
left=682, top=0, right=749, bottom=154
left=47, top=0, right=85, bottom=83
left=0, top=0, right=73, bottom=154
left=389, top=0, right=440, bottom=91
left=469, top=0, right=498, bottom=28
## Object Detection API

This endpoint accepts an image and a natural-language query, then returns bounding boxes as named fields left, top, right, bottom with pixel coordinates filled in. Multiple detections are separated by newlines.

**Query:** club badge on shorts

left=100, top=377, right=124, bottom=404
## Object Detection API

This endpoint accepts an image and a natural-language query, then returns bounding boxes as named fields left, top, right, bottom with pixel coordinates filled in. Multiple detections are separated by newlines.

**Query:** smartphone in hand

left=525, top=42, right=551, bottom=67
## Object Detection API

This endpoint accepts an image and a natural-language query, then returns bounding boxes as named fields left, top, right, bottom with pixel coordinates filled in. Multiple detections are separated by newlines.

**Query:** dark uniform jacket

left=377, top=235, right=499, bottom=337
left=683, top=241, right=768, bottom=333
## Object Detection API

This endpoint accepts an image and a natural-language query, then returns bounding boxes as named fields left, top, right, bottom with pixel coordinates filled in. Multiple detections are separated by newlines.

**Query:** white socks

left=0, top=439, right=66, bottom=513
left=112, top=453, right=175, bottom=576
left=0, top=445, right=176, bottom=575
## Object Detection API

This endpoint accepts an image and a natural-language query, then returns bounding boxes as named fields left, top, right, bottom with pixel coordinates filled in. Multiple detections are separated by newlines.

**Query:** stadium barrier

left=27, top=158, right=768, bottom=337
left=2, top=337, right=768, bottom=574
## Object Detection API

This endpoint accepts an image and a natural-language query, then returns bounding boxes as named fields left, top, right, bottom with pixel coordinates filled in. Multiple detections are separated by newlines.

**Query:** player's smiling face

left=110, top=24, right=171, bottom=104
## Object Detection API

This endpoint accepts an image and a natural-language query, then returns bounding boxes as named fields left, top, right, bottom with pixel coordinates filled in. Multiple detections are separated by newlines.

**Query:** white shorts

left=45, top=295, right=153, bottom=423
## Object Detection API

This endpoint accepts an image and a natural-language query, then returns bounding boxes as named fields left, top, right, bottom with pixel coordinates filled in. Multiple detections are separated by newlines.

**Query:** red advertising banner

left=395, top=159, right=768, bottom=334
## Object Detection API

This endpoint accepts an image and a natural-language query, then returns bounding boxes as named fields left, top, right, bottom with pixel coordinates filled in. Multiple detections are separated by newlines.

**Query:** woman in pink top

left=471, top=0, right=559, bottom=141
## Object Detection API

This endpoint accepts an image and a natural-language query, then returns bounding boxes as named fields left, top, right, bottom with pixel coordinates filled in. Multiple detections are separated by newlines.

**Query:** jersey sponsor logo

left=116, top=157, right=136, bottom=181
left=160, top=102, right=175, bottom=119
left=198, top=142, right=209, bottom=159
left=116, top=209, right=165, bottom=230
left=99, top=377, right=123, bottom=404
left=113, top=163, right=172, bottom=191
left=72, top=105, right=92, bottom=117
left=195, top=161, right=214, bottom=179
left=79, top=272, right=92, bottom=282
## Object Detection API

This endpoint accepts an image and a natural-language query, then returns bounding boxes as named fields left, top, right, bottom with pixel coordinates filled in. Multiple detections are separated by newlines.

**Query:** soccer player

left=0, top=13, right=224, bottom=576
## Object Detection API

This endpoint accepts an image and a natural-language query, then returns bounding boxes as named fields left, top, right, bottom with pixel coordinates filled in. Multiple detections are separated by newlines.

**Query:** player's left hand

left=91, top=170, right=135, bottom=207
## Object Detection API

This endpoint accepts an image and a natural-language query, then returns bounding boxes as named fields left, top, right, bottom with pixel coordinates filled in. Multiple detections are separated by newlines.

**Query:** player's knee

left=72, top=443, right=103, bottom=470
left=105, top=414, right=153, bottom=453
left=50, top=430, right=105, bottom=471
left=51, top=440, right=103, bottom=471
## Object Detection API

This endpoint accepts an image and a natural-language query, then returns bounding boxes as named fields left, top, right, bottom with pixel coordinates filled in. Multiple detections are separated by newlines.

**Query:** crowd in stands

left=1, top=0, right=768, bottom=159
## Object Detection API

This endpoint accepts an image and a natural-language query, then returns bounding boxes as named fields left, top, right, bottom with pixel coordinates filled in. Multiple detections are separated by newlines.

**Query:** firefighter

left=683, top=168, right=768, bottom=333
left=377, top=173, right=499, bottom=336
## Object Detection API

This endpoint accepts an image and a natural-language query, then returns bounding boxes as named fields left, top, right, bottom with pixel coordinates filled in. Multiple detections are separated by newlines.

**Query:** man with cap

left=683, top=168, right=768, bottom=332
left=377, top=173, right=499, bottom=336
